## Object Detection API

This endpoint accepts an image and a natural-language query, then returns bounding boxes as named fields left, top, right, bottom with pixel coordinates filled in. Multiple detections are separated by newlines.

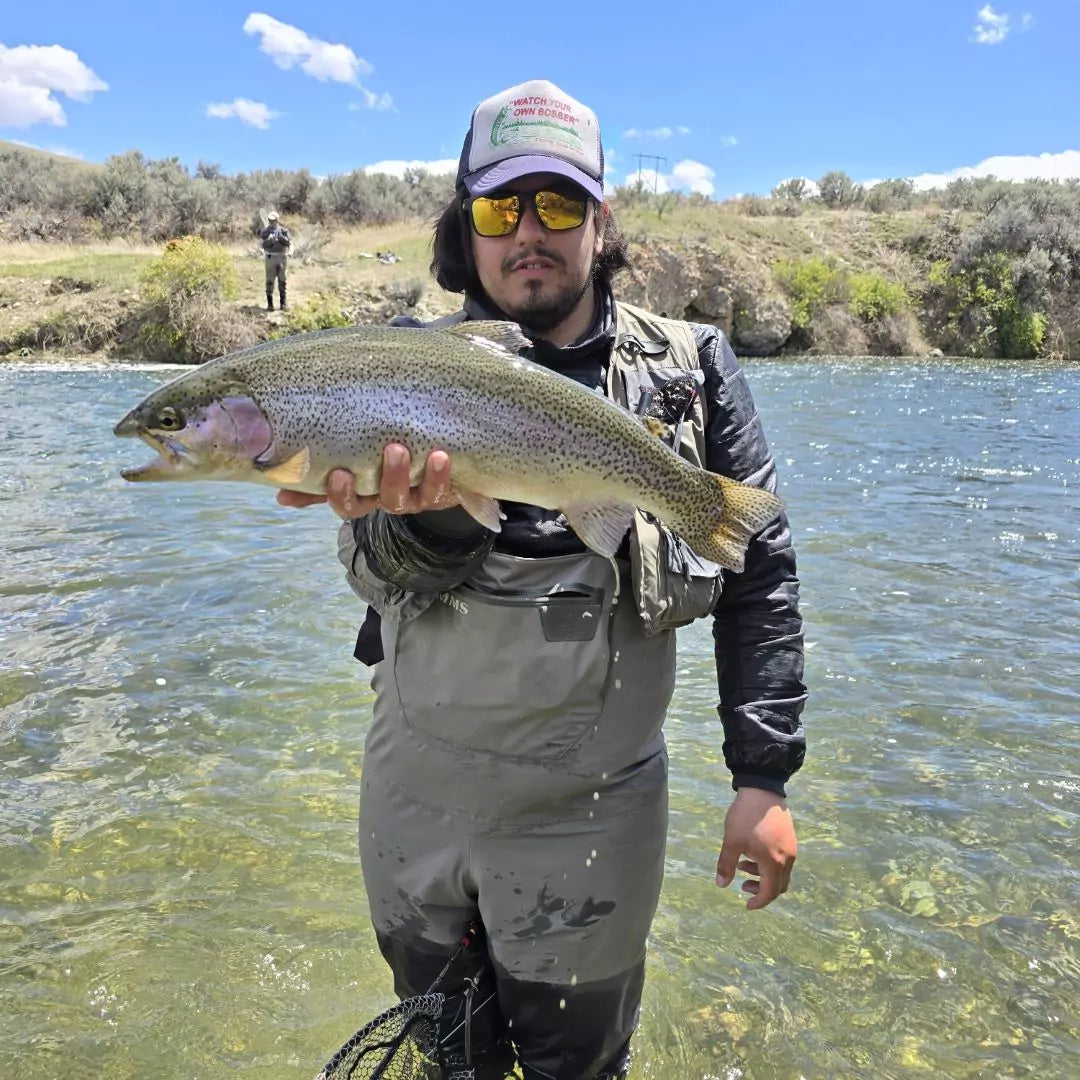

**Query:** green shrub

left=925, top=253, right=1045, bottom=358
left=848, top=273, right=908, bottom=322
left=135, top=237, right=250, bottom=362
left=999, top=309, right=1046, bottom=359
left=817, top=171, right=864, bottom=209
left=773, top=257, right=844, bottom=328
left=140, top=235, right=237, bottom=303
left=275, top=293, right=351, bottom=336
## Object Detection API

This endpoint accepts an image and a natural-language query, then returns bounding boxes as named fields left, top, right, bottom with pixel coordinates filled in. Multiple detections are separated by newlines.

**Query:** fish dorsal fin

left=562, top=499, right=636, bottom=558
left=445, top=320, right=532, bottom=358
left=261, top=446, right=311, bottom=486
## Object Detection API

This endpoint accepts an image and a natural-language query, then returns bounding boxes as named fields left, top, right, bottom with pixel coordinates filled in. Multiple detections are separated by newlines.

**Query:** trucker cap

left=456, top=79, right=604, bottom=201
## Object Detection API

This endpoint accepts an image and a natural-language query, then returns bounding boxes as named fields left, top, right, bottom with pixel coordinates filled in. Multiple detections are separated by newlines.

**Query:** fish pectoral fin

left=562, top=500, right=637, bottom=558
left=446, top=320, right=532, bottom=358
left=456, top=489, right=505, bottom=533
left=260, top=446, right=311, bottom=486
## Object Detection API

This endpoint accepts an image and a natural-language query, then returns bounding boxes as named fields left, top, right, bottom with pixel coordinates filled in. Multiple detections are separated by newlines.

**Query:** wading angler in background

left=282, top=79, right=807, bottom=1079
left=260, top=210, right=291, bottom=311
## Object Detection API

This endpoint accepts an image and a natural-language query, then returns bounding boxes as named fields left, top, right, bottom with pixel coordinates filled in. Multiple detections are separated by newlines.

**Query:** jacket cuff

left=731, top=773, right=788, bottom=798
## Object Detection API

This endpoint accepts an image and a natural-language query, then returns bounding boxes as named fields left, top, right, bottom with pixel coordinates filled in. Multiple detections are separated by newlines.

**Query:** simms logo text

left=439, top=592, right=469, bottom=616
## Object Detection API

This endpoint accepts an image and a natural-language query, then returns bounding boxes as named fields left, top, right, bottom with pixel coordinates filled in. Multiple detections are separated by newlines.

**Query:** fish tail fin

left=667, top=471, right=784, bottom=573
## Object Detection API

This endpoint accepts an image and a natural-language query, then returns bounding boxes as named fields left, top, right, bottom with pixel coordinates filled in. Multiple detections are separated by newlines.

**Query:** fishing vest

left=609, top=301, right=724, bottom=635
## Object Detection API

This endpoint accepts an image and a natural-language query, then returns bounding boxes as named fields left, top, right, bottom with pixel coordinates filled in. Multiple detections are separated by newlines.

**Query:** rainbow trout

left=113, top=322, right=782, bottom=571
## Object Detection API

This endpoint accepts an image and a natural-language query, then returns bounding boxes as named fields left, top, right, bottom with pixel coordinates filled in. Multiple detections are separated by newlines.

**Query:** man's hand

left=275, top=444, right=460, bottom=520
left=715, top=787, right=797, bottom=910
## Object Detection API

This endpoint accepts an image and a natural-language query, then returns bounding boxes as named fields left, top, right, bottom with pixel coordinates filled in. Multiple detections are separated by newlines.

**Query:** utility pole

left=633, top=154, right=667, bottom=194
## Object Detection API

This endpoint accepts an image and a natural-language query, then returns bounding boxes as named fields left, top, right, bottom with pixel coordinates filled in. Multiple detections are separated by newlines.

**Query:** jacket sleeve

left=695, top=324, right=807, bottom=797
left=339, top=508, right=495, bottom=598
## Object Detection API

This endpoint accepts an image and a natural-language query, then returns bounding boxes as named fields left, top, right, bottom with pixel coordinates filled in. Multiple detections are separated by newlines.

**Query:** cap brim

left=463, top=156, right=603, bottom=201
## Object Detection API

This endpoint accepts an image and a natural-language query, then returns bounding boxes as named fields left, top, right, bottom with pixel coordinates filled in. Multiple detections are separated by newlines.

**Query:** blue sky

left=2, top=1, right=1078, bottom=199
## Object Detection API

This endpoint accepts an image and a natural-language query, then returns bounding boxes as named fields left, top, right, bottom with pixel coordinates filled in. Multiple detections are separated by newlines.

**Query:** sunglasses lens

left=470, top=196, right=519, bottom=237
left=535, top=190, right=588, bottom=230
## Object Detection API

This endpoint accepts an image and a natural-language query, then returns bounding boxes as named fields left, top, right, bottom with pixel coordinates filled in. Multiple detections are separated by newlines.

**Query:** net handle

left=424, top=921, right=480, bottom=995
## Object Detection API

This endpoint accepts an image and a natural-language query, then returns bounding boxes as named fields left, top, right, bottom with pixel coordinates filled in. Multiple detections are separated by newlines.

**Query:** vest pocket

left=629, top=512, right=724, bottom=636
left=390, top=553, right=615, bottom=761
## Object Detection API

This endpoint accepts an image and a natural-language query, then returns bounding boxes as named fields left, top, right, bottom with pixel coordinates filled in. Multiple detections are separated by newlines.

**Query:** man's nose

left=515, top=199, right=548, bottom=241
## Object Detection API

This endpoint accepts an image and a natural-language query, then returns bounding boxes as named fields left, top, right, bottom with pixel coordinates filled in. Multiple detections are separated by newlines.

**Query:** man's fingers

left=324, top=468, right=378, bottom=519
left=277, top=489, right=327, bottom=508
left=379, top=444, right=413, bottom=512
left=420, top=451, right=454, bottom=507
left=745, top=865, right=782, bottom=910
left=715, top=845, right=739, bottom=888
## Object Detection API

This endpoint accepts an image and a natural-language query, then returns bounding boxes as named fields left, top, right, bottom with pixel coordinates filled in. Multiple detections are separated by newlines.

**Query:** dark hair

left=430, top=188, right=632, bottom=296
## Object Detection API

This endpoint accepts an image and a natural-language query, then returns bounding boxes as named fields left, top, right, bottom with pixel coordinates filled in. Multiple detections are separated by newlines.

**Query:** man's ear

left=593, top=201, right=609, bottom=256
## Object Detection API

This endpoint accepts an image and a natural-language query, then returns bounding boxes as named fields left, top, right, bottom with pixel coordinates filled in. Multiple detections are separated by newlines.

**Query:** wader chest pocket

left=389, top=553, right=616, bottom=760
left=460, top=580, right=604, bottom=642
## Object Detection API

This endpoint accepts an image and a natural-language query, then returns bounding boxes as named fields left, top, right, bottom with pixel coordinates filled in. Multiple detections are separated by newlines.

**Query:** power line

left=633, top=154, right=668, bottom=195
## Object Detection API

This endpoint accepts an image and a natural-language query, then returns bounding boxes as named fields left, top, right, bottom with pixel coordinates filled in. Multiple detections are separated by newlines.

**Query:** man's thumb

left=716, top=844, right=739, bottom=888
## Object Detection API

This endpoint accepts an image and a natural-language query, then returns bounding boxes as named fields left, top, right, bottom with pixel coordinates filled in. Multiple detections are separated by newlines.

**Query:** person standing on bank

left=260, top=210, right=291, bottom=311
left=281, top=80, right=806, bottom=1080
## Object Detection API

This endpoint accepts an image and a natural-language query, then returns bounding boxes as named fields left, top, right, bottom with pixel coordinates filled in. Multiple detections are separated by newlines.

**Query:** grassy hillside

left=1, top=141, right=1077, bottom=361
left=0, top=139, right=99, bottom=169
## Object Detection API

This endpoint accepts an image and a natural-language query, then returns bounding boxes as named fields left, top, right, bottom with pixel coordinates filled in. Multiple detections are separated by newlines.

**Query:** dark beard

left=506, top=276, right=592, bottom=331
left=495, top=247, right=594, bottom=332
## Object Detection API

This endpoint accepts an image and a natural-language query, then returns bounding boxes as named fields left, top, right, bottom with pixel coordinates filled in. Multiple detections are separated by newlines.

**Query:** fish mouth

left=113, top=412, right=141, bottom=438
left=119, top=431, right=195, bottom=482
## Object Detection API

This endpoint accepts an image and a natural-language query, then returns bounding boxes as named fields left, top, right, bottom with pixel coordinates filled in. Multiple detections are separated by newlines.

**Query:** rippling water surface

left=1, top=359, right=1077, bottom=1079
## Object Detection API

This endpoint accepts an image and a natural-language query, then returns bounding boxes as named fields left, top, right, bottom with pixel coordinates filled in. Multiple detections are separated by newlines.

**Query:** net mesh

left=315, top=993, right=445, bottom=1080
left=645, top=372, right=699, bottom=423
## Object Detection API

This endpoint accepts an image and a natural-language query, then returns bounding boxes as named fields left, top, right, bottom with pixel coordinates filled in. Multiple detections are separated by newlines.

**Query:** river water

left=1, top=359, right=1077, bottom=1079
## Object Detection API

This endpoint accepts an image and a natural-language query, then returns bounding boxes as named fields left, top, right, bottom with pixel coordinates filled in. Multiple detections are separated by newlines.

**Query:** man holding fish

left=115, top=79, right=806, bottom=1080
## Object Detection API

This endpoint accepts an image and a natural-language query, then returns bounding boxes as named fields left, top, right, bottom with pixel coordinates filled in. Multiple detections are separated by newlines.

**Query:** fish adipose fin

left=562, top=500, right=637, bottom=558
left=446, top=320, right=532, bottom=358
left=261, top=446, right=311, bottom=486
left=672, top=474, right=784, bottom=573
left=456, top=489, right=505, bottom=533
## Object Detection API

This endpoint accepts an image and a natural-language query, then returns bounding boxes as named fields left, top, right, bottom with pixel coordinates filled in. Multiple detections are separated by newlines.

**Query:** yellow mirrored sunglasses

left=467, top=189, right=590, bottom=238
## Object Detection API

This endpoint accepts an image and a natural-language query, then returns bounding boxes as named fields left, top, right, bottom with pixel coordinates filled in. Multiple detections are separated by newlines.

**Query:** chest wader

left=264, top=252, right=287, bottom=310
left=356, top=304, right=724, bottom=1080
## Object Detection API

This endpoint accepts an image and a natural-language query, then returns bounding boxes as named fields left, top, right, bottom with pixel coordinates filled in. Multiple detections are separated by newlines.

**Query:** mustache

left=502, top=248, right=566, bottom=274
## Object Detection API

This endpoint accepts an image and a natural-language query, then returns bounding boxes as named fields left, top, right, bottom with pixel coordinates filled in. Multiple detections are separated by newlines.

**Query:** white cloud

left=206, top=98, right=278, bottom=129
left=0, top=42, right=107, bottom=128
left=672, top=159, right=716, bottom=196
left=243, top=13, right=372, bottom=84
left=364, top=159, right=457, bottom=179
left=618, top=157, right=716, bottom=197
left=349, top=89, right=395, bottom=112
left=971, top=5, right=1032, bottom=45
left=721, top=135, right=738, bottom=148
left=907, top=149, right=1080, bottom=190
left=623, top=125, right=693, bottom=140
left=621, top=168, right=670, bottom=194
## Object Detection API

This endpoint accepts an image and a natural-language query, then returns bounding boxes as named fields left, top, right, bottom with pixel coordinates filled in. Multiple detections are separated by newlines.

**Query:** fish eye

left=155, top=407, right=183, bottom=431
